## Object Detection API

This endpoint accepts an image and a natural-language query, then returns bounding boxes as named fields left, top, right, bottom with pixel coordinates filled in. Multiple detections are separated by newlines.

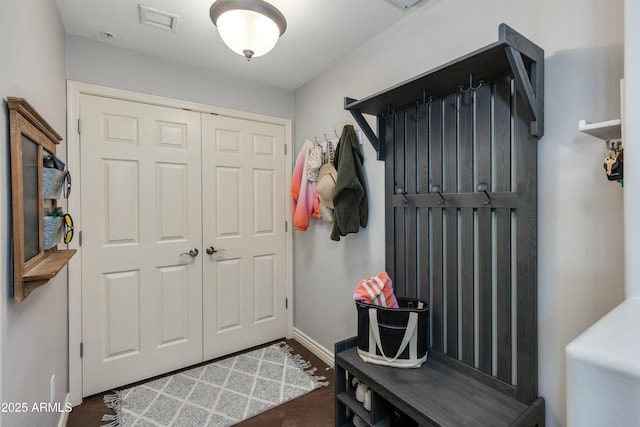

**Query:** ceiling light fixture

left=209, top=0, right=287, bottom=61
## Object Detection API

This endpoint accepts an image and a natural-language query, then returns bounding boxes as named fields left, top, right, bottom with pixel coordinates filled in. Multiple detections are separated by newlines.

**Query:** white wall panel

left=253, top=134, right=275, bottom=158
left=216, top=129, right=241, bottom=155
left=157, top=266, right=188, bottom=346
left=65, top=35, right=294, bottom=119
left=254, top=255, right=276, bottom=322
left=104, top=159, right=139, bottom=245
left=157, top=121, right=187, bottom=149
left=216, top=167, right=241, bottom=237
left=157, top=163, right=187, bottom=242
left=104, top=270, right=140, bottom=359
left=103, top=114, right=138, bottom=145
left=216, top=259, right=241, bottom=331
left=253, top=169, right=275, bottom=235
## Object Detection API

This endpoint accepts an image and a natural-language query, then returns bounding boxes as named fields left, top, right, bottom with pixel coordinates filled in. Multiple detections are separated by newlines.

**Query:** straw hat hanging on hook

left=317, top=136, right=338, bottom=211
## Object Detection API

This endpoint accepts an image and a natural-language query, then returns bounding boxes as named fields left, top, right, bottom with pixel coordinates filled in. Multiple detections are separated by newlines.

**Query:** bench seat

left=336, top=345, right=544, bottom=426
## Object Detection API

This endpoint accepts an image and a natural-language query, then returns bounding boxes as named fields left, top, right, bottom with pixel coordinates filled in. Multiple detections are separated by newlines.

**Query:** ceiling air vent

left=139, top=5, right=179, bottom=32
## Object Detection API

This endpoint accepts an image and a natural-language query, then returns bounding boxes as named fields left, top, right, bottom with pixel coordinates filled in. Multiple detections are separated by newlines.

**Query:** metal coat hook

left=459, top=73, right=484, bottom=93
left=417, top=91, right=433, bottom=107
left=431, top=185, right=445, bottom=205
left=476, top=182, right=491, bottom=205
left=606, top=140, right=622, bottom=152
left=396, top=187, right=409, bottom=205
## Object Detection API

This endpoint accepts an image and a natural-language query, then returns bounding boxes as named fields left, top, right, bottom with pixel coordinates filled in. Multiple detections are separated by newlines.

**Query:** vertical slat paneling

left=382, top=67, right=538, bottom=404
left=429, top=100, right=444, bottom=351
left=494, top=77, right=513, bottom=384
left=385, top=114, right=396, bottom=287
left=443, top=94, right=458, bottom=358
left=476, top=84, right=493, bottom=374
left=417, top=103, right=430, bottom=303
left=515, top=88, right=538, bottom=403
left=458, top=91, right=475, bottom=365
left=406, top=107, right=418, bottom=298
left=394, top=111, right=407, bottom=296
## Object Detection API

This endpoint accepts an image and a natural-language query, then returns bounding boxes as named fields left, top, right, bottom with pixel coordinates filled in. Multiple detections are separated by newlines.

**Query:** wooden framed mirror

left=8, top=97, right=75, bottom=302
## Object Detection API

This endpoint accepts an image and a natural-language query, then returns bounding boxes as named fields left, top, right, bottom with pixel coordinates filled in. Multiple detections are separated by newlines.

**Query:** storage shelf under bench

left=335, top=338, right=528, bottom=427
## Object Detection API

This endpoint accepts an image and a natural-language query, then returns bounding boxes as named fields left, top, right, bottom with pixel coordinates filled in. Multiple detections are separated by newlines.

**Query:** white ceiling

left=54, top=0, right=427, bottom=91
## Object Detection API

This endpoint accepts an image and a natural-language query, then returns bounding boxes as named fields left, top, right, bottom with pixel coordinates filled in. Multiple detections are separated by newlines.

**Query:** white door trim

left=66, top=80, right=294, bottom=405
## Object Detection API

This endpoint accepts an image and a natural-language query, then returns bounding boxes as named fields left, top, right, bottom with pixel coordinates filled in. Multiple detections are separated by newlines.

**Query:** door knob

left=180, top=248, right=199, bottom=257
left=206, top=246, right=224, bottom=255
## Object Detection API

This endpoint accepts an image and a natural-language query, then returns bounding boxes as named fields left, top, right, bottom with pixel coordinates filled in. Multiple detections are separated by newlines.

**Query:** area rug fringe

left=276, top=341, right=330, bottom=387
left=101, top=390, right=123, bottom=427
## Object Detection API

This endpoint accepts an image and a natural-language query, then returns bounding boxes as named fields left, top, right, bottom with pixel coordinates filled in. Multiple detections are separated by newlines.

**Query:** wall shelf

left=8, top=97, right=75, bottom=303
left=578, top=119, right=622, bottom=141
left=344, top=23, right=545, bottom=160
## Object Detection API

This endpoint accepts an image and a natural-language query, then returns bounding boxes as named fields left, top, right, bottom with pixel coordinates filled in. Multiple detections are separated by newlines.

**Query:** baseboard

left=57, top=393, right=71, bottom=427
left=292, top=327, right=334, bottom=367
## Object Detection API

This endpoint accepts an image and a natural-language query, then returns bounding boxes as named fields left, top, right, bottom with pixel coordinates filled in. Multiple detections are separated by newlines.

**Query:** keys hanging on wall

left=603, top=140, right=623, bottom=183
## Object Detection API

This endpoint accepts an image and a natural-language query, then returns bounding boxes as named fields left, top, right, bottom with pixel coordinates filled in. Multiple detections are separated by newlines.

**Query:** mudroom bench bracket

left=344, top=22, right=544, bottom=160
left=335, top=337, right=545, bottom=427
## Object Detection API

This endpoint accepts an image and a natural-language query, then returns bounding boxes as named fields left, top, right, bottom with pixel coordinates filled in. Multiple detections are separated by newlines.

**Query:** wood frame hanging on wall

left=8, top=97, right=75, bottom=302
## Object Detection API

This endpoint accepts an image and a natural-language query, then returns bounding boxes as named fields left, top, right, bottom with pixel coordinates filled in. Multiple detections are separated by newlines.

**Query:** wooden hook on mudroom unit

left=431, top=185, right=445, bottom=205
left=476, top=182, right=491, bottom=205
left=418, top=90, right=433, bottom=107
left=395, top=187, right=409, bottom=205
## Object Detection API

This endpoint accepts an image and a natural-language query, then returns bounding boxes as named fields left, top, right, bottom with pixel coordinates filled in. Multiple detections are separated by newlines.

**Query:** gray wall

left=293, top=0, right=625, bottom=425
left=625, top=0, right=640, bottom=297
left=65, top=35, right=294, bottom=119
left=0, top=1, right=69, bottom=426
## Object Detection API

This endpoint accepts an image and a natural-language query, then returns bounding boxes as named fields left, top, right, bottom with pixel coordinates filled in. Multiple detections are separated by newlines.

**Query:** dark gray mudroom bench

left=335, top=24, right=545, bottom=427
left=335, top=337, right=544, bottom=426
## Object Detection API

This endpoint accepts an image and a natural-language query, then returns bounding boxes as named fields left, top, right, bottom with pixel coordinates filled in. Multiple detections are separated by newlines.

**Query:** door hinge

left=285, top=221, right=288, bottom=232
left=285, top=298, right=288, bottom=309
left=80, top=342, right=83, bottom=358
left=284, top=144, right=287, bottom=155
left=77, top=118, right=81, bottom=134
left=79, top=230, right=82, bottom=247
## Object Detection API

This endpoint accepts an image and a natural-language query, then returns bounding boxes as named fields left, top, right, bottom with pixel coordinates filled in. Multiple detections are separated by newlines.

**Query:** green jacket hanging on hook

left=331, top=125, right=368, bottom=241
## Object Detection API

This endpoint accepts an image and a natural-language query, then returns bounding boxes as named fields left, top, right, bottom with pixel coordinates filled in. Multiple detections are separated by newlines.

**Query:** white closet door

left=80, top=95, right=203, bottom=396
left=201, top=115, right=287, bottom=360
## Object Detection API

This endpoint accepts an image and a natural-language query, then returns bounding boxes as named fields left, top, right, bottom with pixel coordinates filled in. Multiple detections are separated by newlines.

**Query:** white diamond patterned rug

left=101, top=342, right=328, bottom=427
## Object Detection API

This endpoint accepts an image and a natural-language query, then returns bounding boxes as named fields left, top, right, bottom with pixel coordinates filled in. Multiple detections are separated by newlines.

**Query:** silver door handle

left=180, top=248, right=199, bottom=257
left=206, top=246, right=225, bottom=255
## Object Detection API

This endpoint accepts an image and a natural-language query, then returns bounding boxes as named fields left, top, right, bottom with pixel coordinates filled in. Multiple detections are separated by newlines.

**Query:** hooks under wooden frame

left=606, top=140, right=623, bottom=152
left=416, top=91, right=434, bottom=107
left=459, top=73, right=484, bottom=93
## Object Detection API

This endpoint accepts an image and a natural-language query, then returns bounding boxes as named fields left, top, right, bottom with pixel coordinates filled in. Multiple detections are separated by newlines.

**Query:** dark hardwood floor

left=67, top=339, right=334, bottom=427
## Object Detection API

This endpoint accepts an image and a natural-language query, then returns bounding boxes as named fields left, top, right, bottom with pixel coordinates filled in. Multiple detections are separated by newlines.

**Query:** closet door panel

left=202, top=115, right=287, bottom=360
left=81, top=95, right=203, bottom=396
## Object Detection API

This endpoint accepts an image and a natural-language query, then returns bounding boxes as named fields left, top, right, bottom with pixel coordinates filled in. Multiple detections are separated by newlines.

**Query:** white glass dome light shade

left=216, top=9, right=279, bottom=59
left=209, top=0, right=287, bottom=61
